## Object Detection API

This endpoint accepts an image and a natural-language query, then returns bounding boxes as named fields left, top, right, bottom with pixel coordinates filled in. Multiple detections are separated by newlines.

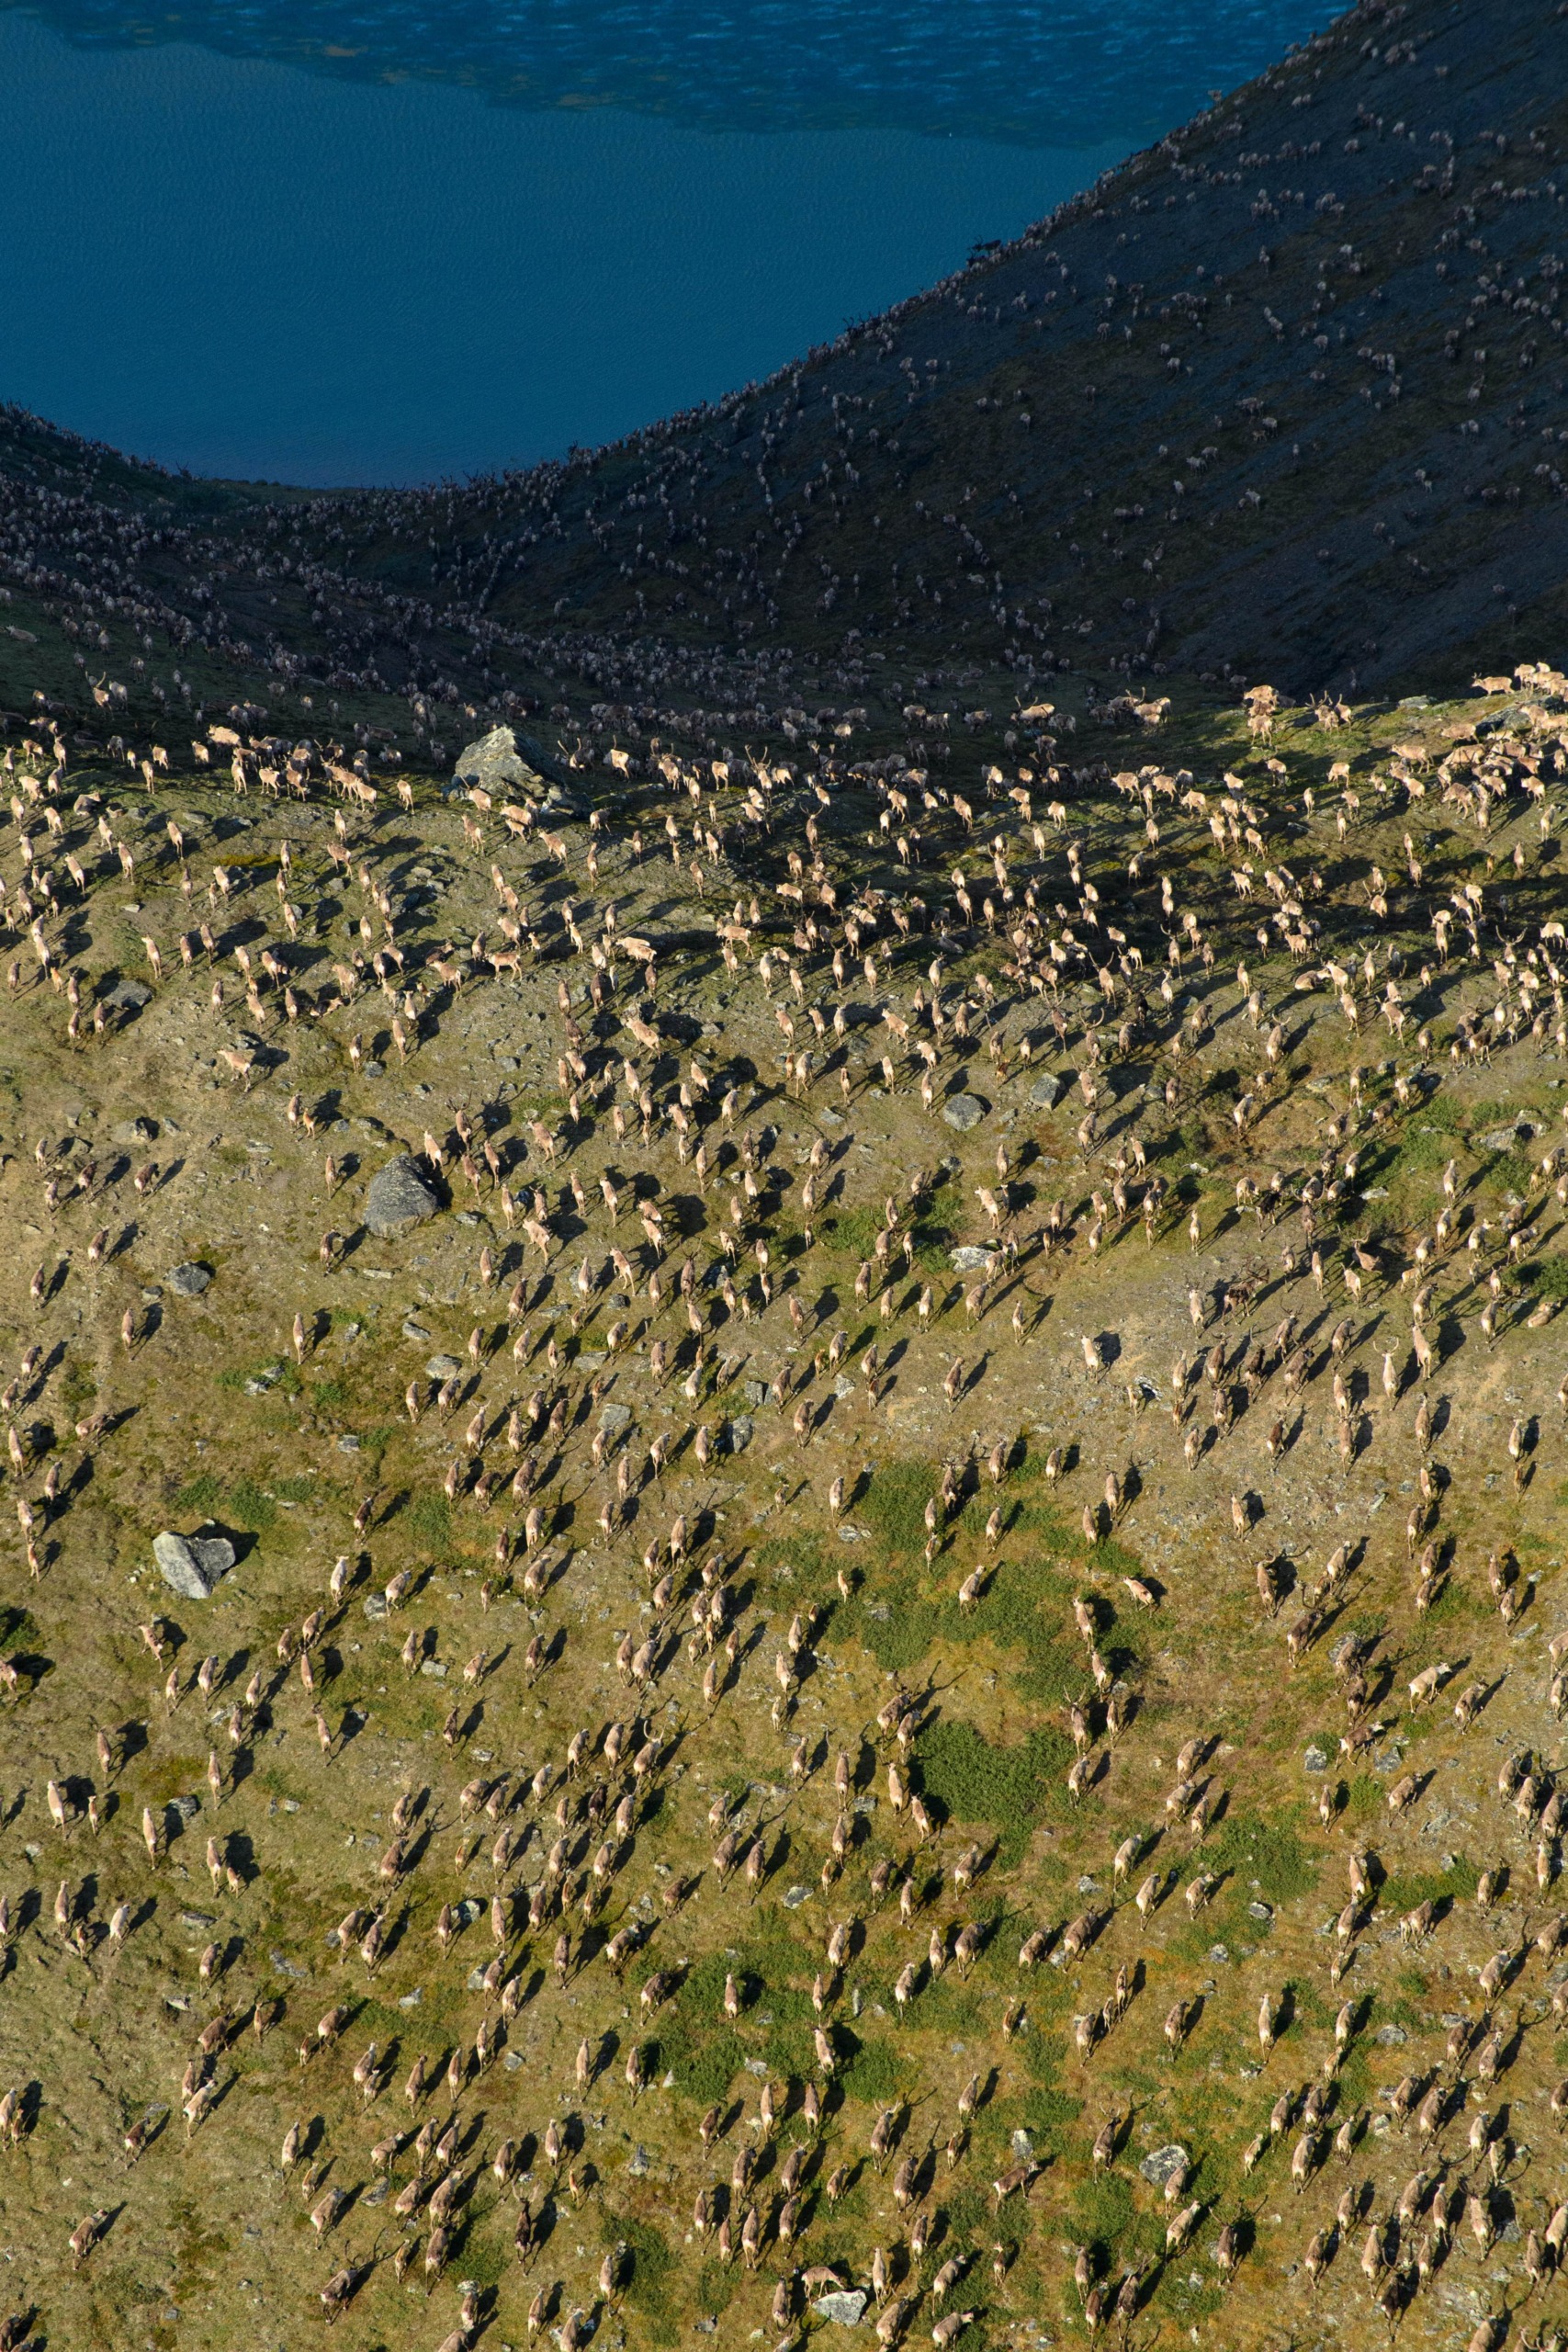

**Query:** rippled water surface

left=0, top=0, right=1334, bottom=483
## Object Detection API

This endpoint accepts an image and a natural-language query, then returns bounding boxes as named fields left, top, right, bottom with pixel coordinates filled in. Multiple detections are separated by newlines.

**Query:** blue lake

left=0, top=1, right=1333, bottom=485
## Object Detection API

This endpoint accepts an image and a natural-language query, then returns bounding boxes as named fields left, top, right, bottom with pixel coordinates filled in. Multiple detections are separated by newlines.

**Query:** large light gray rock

left=1029, top=1070, right=1065, bottom=1109
left=1139, top=2142, right=1190, bottom=2188
left=366, top=1155, right=439, bottom=1238
left=153, top=1529, right=236, bottom=1600
left=812, top=2290, right=867, bottom=2326
left=1478, top=1119, right=1538, bottom=1154
left=169, top=1262, right=211, bottom=1296
left=942, top=1092, right=987, bottom=1132
left=454, top=724, right=549, bottom=797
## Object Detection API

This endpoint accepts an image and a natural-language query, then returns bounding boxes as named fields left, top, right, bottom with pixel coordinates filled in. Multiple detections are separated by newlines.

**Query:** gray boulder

left=1479, top=1119, right=1537, bottom=1154
left=169, top=1262, right=211, bottom=1297
left=812, top=2290, right=868, bottom=2326
left=942, top=1092, right=987, bottom=1132
left=1029, top=1070, right=1065, bottom=1110
left=105, top=978, right=151, bottom=1012
left=453, top=724, right=563, bottom=797
left=367, top=1154, right=439, bottom=1238
left=1139, top=2143, right=1190, bottom=2188
left=153, top=1529, right=236, bottom=1600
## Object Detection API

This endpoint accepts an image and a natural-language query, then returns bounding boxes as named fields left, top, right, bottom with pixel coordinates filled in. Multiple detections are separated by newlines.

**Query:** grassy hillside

left=0, top=8, right=1565, bottom=2350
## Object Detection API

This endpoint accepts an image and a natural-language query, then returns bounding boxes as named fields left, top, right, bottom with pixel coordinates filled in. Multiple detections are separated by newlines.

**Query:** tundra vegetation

left=0, top=6, right=1566, bottom=2352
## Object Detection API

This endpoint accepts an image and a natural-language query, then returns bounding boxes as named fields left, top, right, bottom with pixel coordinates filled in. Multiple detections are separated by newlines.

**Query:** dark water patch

left=6, top=0, right=1344, bottom=148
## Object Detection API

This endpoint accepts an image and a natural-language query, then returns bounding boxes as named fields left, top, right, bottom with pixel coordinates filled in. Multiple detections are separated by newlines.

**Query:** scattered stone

left=1247, top=1901, right=1273, bottom=1921
left=113, top=1116, right=158, bottom=1146
left=812, top=2290, right=868, bottom=2327
left=153, top=1528, right=236, bottom=1600
left=626, top=2143, right=650, bottom=2177
left=942, top=1092, right=987, bottom=1132
left=782, top=1885, right=812, bottom=1908
left=363, top=1592, right=389, bottom=1621
left=949, top=1245, right=996, bottom=1272
left=1303, top=1745, right=1328, bottom=1773
left=337, top=1434, right=361, bottom=1453
left=168, top=1261, right=211, bottom=1297
left=743, top=1380, right=768, bottom=1408
left=1479, top=1119, right=1540, bottom=1154
left=425, top=1354, right=464, bottom=1382
left=1028, top=1070, right=1065, bottom=1109
left=177, top=1910, right=216, bottom=1930
left=401, top=1317, right=432, bottom=1341
left=1140, top=2143, right=1190, bottom=2188
left=726, top=1416, right=752, bottom=1453
left=104, top=978, right=151, bottom=1012
left=366, top=1153, right=440, bottom=1238
left=453, top=723, right=548, bottom=795
left=1375, top=2022, right=1408, bottom=2045
left=598, top=1402, right=633, bottom=1435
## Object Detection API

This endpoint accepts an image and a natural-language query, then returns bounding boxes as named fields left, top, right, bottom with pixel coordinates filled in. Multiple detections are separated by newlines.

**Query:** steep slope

left=412, top=0, right=1568, bottom=693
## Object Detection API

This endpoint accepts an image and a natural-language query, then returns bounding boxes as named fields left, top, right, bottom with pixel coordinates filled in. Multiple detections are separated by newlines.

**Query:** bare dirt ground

left=0, top=671, right=1565, bottom=2352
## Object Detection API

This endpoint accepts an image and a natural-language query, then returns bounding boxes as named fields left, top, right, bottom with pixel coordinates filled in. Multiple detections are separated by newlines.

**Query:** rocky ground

left=0, top=664, right=1566, bottom=2352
